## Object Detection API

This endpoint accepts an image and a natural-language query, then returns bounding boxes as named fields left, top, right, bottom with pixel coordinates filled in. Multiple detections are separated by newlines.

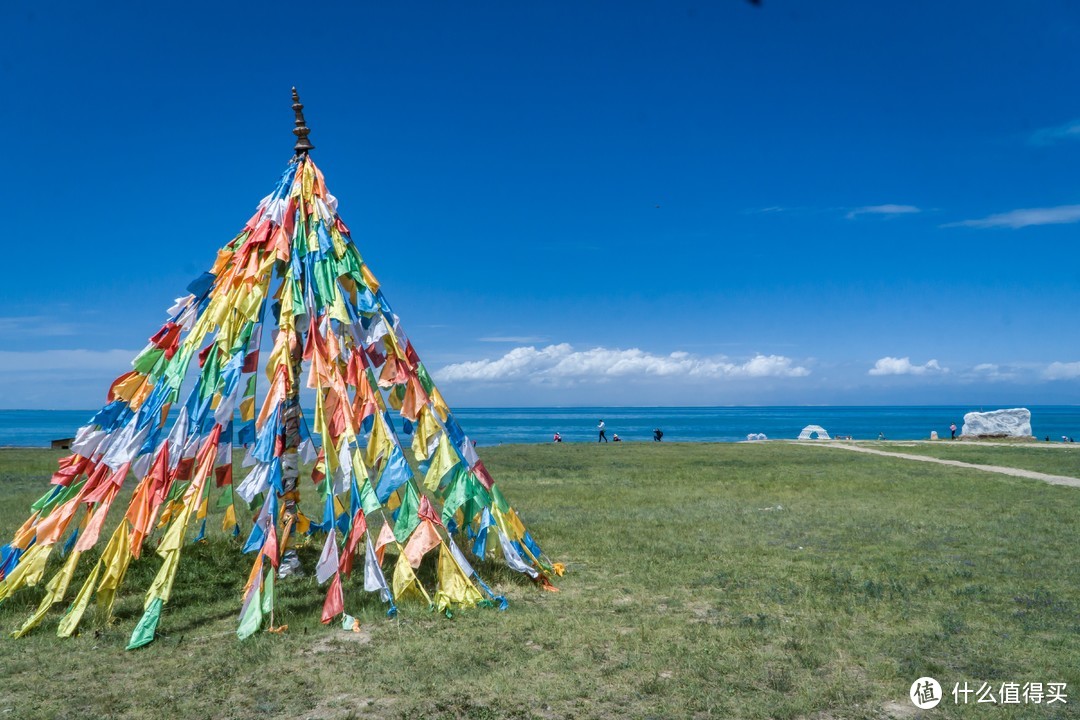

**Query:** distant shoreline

left=2, top=406, right=1078, bottom=448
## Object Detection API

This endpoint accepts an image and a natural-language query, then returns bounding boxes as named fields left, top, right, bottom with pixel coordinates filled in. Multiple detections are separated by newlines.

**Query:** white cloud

left=0, top=349, right=140, bottom=409
left=0, top=316, right=79, bottom=337
left=845, top=204, right=921, bottom=220
left=437, top=344, right=810, bottom=384
left=944, top=204, right=1080, bottom=229
left=0, top=349, right=136, bottom=373
left=966, top=362, right=1022, bottom=382
left=868, top=356, right=946, bottom=376
left=971, top=362, right=1005, bottom=379
left=1044, top=361, right=1080, bottom=380
left=1030, top=119, right=1080, bottom=146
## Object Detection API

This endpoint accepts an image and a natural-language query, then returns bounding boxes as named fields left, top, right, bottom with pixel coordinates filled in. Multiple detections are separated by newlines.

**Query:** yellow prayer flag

left=329, top=224, right=347, bottom=258
left=96, top=520, right=133, bottom=622
left=423, top=435, right=457, bottom=492
left=57, top=561, right=102, bottom=638
left=434, top=544, right=483, bottom=615
left=210, top=247, right=234, bottom=277
left=12, top=548, right=83, bottom=638
left=295, top=512, right=311, bottom=536
left=278, top=278, right=296, bottom=332
left=0, top=544, right=52, bottom=603
left=361, top=265, right=380, bottom=294
left=491, top=506, right=523, bottom=542
left=264, top=332, right=292, bottom=382
left=364, top=415, right=391, bottom=469
left=237, top=281, right=266, bottom=323
left=145, top=547, right=182, bottom=605
left=350, top=447, right=369, bottom=482
left=110, top=372, right=148, bottom=404
left=329, top=289, right=351, bottom=325
left=430, top=388, right=450, bottom=422
left=240, top=396, right=255, bottom=422
left=391, top=553, right=432, bottom=605
left=411, top=406, right=439, bottom=461
left=222, top=503, right=238, bottom=533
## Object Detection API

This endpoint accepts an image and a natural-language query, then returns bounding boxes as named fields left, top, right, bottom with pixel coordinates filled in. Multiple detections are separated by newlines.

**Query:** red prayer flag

left=473, top=461, right=495, bottom=491
left=51, top=454, right=91, bottom=486
left=263, top=521, right=279, bottom=569
left=321, top=572, right=344, bottom=624
left=339, top=510, right=367, bottom=577
left=417, top=495, right=442, bottom=527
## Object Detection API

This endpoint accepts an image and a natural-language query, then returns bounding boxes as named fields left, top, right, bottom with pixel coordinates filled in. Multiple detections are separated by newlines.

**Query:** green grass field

left=860, top=441, right=1080, bottom=477
left=0, top=443, right=1077, bottom=719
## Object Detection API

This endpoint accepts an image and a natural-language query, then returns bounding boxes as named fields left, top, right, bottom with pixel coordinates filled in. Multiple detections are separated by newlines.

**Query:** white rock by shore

left=961, top=408, right=1032, bottom=438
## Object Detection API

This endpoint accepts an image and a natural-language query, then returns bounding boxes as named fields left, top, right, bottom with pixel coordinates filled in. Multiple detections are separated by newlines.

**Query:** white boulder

left=961, top=408, right=1032, bottom=438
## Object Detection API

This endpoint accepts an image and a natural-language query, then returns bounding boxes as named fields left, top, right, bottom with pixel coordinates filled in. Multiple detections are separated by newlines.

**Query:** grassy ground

left=0, top=443, right=1077, bottom=720
left=858, top=441, right=1080, bottom=477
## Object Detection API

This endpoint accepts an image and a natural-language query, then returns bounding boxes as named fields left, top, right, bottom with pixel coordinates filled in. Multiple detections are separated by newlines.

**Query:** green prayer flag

left=415, top=363, right=436, bottom=394
left=31, top=479, right=85, bottom=514
left=198, top=347, right=222, bottom=401
left=126, top=596, right=164, bottom=650
left=131, top=345, right=165, bottom=374
left=393, top=483, right=420, bottom=542
left=490, top=484, right=510, bottom=514
left=441, top=470, right=468, bottom=526
left=312, top=258, right=336, bottom=309
left=227, top=228, right=249, bottom=250
left=260, top=571, right=275, bottom=616
left=165, top=480, right=189, bottom=503
left=236, top=587, right=263, bottom=641
left=344, top=245, right=366, bottom=284
left=463, top=472, right=491, bottom=512
left=359, top=479, right=381, bottom=517
left=163, top=343, right=196, bottom=393
left=215, top=484, right=234, bottom=510
left=232, top=319, right=255, bottom=354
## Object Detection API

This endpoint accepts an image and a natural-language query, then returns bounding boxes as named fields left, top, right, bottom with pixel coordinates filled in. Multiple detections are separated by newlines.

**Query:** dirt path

left=804, top=442, right=1080, bottom=489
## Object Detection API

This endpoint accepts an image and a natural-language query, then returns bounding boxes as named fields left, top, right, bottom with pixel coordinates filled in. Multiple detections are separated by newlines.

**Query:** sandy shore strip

left=801, top=442, right=1080, bottom=489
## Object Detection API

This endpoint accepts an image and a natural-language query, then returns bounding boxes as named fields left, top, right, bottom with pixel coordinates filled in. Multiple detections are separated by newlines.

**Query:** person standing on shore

left=950, top=423, right=957, bottom=440
left=598, top=420, right=608, bottom=443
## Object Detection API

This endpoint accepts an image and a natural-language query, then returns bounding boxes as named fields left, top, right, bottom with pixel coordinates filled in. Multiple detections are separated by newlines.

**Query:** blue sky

left=3, top=1, right=1080, bottom=408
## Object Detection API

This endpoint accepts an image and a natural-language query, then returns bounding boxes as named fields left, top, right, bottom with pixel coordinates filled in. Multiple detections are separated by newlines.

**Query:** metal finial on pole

left=292, top=87, right=315, bottom=155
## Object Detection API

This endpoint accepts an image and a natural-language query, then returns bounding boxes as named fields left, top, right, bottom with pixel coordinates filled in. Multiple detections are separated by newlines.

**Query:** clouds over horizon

left=845, top=204, right=921, bottom=220
left=1029, top=119, right=1080, bottom=146
left=0, top=315, right=80, bottom=338
left=1044, top=361, right=1080, bottom=380
left=437, top=344, right=810, bottom=385
left=868, top=356, right=947, bottom=376
left=944, top=204, right=1080, bottom=229
left=0, top=345, right=1076, bottom=410
left=0, top=349, right=137, bottom=373
left=477, top=335, right=549, bottom=344
left=0, top=349, right=139, bottom=409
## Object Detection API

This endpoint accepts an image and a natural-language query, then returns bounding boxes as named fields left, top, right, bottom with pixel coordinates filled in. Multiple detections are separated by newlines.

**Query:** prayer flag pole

left=278, top=88, right=314, bottom=577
